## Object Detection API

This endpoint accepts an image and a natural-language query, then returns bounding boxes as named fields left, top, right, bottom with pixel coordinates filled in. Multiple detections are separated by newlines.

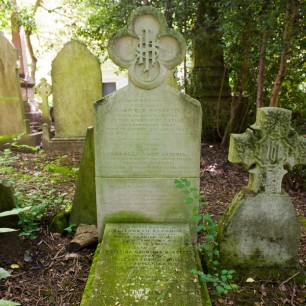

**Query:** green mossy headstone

left=51, top=40, right=102, bottom=139
left=0, top=33, right=25, bottom=136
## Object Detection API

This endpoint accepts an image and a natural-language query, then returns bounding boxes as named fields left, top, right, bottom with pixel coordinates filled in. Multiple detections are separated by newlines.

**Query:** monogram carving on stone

left=108, top=7, right=186, bottom=89
left=229, top=107, right=306, bottom=194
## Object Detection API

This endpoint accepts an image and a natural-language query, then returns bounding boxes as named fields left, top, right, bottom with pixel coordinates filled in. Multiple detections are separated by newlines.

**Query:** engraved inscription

left=87, top=224, right=203, bottom=305
left=98, top=92, right=201, bottom=177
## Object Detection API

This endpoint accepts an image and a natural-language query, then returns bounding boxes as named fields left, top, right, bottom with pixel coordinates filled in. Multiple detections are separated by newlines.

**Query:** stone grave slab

left=81, top=223, right=210, bottom=306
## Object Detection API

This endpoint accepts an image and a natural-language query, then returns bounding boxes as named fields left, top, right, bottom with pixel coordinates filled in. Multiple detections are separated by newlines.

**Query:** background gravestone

left=218, top=107, right=306, bottom=268
left=94, top=7, right=202, bottom=240
left=0, top=33, right=25, bottom=137
left=47, top=40, right=102, bottom=151
left=0, top=180, right=18, bottom=228
left=36, top=78, right=52, bottom=125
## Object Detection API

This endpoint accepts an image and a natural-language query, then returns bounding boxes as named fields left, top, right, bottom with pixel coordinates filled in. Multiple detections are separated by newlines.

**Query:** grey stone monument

left=80, top=7, right=210, bottom=306
left=219, top=107, right=306, bottom=268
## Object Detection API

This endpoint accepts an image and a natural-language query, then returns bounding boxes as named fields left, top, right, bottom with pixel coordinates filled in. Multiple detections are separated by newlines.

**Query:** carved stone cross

left=229, top=107, right=306, bottom=193
left=107, top=7, right=186, bottom=89
left=36, top=78, right=52, bottom=125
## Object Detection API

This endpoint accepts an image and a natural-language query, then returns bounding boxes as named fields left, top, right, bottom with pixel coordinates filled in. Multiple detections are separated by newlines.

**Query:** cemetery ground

left=0, top=144, right=305, bottom=306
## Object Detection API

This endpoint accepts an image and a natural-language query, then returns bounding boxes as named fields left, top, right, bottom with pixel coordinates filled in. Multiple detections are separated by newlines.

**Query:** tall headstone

left=80, top=8, right=209, bottom=305
left=218, top=107, right=306, bottom=267
left=95, top=7, right=202, bottom=241
left=51, top=40, right=102, bottom=139
left=0, top=33, right=25, bottom=137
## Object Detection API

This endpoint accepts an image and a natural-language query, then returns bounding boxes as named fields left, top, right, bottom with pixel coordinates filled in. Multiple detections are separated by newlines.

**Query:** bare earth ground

left=0, top=143, right=305, bottom=305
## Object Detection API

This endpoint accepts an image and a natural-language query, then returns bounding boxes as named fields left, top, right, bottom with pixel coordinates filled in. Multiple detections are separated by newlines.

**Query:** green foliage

left=0, top=207, right=30, bottom=233
left=175, top=178, right=237, bottom=295
left=0, top=149, right=77, bottom=239
left=0, top=299, right=21, bottom=306
left=0, top=149, right=18, bottom=173
left=0, top=267, right=11, bottom=279
left=43, top=163, right=78, bottom=177
left=63, top=223, right=77, bottom=234
left=15, top=191, right=47, bottom=239
left=216, top=1, right=305, bottom=114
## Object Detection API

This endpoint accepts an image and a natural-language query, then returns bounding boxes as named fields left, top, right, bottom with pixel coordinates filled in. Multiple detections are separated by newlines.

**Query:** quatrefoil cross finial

left=108, top=7, right=186, bottom=89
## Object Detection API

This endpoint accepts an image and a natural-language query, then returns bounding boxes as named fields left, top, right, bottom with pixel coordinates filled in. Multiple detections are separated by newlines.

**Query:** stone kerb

left=0, top=33, right=26, bottom=137
left=218, top=107, right=306, bottom=268
left=94, top=6, right=202, bottom=240
left=51, top=40, right=102, bottom=139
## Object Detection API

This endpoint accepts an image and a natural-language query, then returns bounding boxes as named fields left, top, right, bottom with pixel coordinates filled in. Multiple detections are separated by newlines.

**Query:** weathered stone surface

left=229, top=107, right=306, bottom=193
left=95, top=7, right=202, bottom=240
left=81, top=224, right=210, bottom=306
left=51, top=40, right=102, bottom=138
left=0, top=180, right=18, bottom=227
left=70, top=127, right=96, bottom=225
left=219, top=190, right=300, bottom=267
left=219, top=107, right=305, bottom=268
left=0, top=33, right=25, bottom=136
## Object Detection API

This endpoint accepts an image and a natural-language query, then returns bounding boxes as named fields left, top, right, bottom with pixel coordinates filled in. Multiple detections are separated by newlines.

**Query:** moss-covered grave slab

left=81, top=223, right=210, bottom=306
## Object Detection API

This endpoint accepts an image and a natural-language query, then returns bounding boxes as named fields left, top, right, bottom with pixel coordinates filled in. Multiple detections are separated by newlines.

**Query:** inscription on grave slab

left=81, top=224, right=204, bottom=305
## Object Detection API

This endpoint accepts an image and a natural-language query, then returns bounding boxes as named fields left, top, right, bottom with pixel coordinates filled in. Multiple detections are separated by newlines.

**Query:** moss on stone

left=49, top=210, right=69, bottom=233
left=103, top=211, right=154, bottom=225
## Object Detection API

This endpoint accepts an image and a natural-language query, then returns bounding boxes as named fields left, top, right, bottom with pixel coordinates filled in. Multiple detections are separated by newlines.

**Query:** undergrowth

left=175, top=178, right=238, bottom=296
left=0, top=148, right=78, bottom=239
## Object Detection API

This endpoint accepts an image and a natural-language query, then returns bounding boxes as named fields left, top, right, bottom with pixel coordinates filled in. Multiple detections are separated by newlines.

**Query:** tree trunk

left=221, top=38, right=251, bottom=146
left=256, top=32, right=268, bottom=108
left=270, top=0, right=299, bottom=107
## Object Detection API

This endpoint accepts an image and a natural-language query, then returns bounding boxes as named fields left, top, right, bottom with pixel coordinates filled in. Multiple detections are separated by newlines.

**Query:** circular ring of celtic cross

left=108, top=7, right=186, bottom=90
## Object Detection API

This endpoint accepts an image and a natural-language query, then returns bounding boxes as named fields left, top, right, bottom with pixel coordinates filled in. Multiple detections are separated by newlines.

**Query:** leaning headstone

left=0, top=33, right=25, bottom=138
left=43, top=40, right=102, bottom=152
left=69, top=127, right=96, bottom=226
left=219, top=107, right=306, bottom=267
left=0, top=180, right=18, bottom=228
left=95, top=7, right=202, bottom=241
left=81, top=224, right=210, bottom=305
left=35, top=78, right=52, bottom=125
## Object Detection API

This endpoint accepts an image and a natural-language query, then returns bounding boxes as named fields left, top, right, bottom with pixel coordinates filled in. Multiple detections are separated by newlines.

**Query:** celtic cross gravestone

left=36, top=78, right=52, bottom=125
left=219, top=107, right=306, bottom=267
